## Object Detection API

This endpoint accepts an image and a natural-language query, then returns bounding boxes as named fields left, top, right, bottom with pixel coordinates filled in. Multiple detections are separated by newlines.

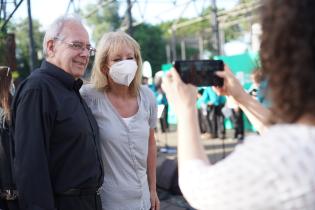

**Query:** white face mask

left=109, top=60, right=138, bottom=86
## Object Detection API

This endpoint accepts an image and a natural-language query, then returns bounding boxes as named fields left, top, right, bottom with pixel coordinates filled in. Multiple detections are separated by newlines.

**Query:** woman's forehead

left=109, top=43, right=135, bottom=57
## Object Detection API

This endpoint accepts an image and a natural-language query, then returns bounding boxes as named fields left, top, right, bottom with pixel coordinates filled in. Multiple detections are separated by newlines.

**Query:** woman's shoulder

left=80, top=83, right=104, bottom=107
left=139, top=85, right=155, bottom=98
left=243, top=124, right=315, bottom=156
left=80, top=83, right=101, bottom=97
left=264, top=124, right=315, bottom=138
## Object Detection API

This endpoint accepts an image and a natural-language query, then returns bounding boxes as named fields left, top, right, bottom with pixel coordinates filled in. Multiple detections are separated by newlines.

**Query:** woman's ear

left=101, top=66, right=108, bottom=75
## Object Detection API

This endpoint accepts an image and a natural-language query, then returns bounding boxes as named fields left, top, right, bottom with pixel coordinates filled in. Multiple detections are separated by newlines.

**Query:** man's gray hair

left=42, top=14, right=84, bottom=58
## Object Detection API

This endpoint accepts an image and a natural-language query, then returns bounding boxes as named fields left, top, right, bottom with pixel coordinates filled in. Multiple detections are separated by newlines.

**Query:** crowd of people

left=1, top=0, right=315, bottom=209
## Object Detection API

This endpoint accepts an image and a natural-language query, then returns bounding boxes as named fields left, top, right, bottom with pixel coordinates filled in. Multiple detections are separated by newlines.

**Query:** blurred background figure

left=153, top=73, right=169, bottom=133
left=249, top=68, right=269, bottom=108
left=224, top=96, right=244, bottom=142
left=198, top=87, right=214, bottom=140
left=211, top=92, right=226, bottom=139
left=231, top=106, right=244, bottom=141
left=199, top=86, right=226, bottom=139
left=248, top=68, right=262, bottom=99
left=141, top=76, right=149, bottom=86
left=0, top=66, right=19, bottom=210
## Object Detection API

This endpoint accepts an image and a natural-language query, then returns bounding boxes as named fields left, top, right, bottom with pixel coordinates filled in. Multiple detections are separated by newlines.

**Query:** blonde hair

left=90, top=31, right=142, bottom=96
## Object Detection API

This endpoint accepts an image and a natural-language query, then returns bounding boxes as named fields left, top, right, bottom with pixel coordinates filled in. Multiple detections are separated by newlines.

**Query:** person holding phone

left=161, top=0, right=315, bottom=209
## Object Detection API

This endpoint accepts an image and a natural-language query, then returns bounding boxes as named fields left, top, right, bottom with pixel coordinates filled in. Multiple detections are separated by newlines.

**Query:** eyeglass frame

left=0, top=66, right=11, bottom=77
left=53, top=37, right=96, bottom=56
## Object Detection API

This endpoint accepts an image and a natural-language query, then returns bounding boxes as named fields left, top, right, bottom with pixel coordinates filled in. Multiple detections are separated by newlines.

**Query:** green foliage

left=7, top=18, right=44, bottom=78
left=82, top=1, right=122, bottom=43
left=157, top=6, right=216, bottom=59
left=223, top=0, right=259, bottom=42
left=224, top=24, right=242, bottom=42
left=132, top=23, right=166, bottom=75
left=0, top=30, right=6, bottom=65
left=239, top=0, right=255, bottom=4
left=159, top=16, right=212, bottom=40
left=82, top=1, right=167, bottom=74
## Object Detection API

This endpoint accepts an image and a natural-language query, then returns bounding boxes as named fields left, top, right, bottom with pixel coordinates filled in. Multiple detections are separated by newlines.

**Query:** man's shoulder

left=14, top=68, right=62, bottom=103
left=22, top=68, right=56, bottom=89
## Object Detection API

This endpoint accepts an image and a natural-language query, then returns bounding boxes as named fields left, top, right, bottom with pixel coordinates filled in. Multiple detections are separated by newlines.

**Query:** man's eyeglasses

left=0, top=66, right=11, bottom=77
left=54, top=37, right=96, bottom=56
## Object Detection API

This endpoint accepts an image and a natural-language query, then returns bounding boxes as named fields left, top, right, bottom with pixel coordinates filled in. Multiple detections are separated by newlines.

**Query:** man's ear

left=46, top=40, right=55, bottom=57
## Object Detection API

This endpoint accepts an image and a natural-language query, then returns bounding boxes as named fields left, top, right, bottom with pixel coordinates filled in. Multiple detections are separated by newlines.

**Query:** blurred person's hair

left=154, top=74, right=162, bottom=88
left=251, top=69, right=264, bottom=84
left=42, top=14, right=84, bottom=58
left=260, top=0, right=315, bottom=123
left=0, top=66, right=12, bottom=122
left=90, top=31, right=142, bottom=97
left=141, top=76, right=149, bottom=85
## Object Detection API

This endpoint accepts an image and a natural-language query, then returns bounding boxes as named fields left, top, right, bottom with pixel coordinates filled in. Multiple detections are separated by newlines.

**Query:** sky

left=8, top=0, right=239, bottom=30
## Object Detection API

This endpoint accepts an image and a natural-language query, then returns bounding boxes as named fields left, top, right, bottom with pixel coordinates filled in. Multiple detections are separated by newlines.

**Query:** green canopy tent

left=215, top=51, right=260, bottom=90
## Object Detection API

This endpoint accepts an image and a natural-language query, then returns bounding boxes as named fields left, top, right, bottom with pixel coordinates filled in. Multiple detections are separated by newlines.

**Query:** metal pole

left=126, top=0, right=133, bottom=36
left=27, top=0, right=36, bottom=71
left=211, top=0, right=221, bottom=55
left=198, top=36, right=203, bottom=59
left=166, top=44, right=171, bottom=64
left=171, top=26, right=177, bottom=61
left=1, top=0, right=24, bottom=32
left=181, top=40, right=186, bottom=60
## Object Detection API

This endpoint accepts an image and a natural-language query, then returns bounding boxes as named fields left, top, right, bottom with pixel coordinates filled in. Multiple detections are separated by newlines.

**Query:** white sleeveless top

left=179, top=124, right=315, bottom=210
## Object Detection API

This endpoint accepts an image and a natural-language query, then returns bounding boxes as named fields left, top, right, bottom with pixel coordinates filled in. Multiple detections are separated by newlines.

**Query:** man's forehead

left=60, top=22, right=89, bottom=39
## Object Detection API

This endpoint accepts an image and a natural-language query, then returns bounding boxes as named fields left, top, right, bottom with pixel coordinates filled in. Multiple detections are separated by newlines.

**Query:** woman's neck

left=107, top=82, right=132, bottom=99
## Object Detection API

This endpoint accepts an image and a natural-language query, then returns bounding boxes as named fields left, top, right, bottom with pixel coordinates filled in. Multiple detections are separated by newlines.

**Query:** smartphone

left=173, top=59, right=224, bottom=87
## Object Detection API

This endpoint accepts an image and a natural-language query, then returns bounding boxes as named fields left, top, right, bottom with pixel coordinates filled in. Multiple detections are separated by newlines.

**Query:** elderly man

left=11, top=15, right=103, bottom=210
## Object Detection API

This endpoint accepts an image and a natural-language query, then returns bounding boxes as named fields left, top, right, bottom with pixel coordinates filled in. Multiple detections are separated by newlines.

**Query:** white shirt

left=81, top=84, right=157, bottom=210
left=122, top=115, right=136, bottom=128
left=179, top=124, right=315, bottom=210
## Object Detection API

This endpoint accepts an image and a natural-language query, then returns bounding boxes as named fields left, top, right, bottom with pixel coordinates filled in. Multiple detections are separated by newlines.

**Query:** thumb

left=168, top=68, right=182, bottom=82
left=215, top=64, right=232, bottom=78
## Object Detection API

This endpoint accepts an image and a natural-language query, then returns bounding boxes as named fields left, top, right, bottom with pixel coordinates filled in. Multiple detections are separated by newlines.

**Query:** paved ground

left=156, top=126, right=240, bottom=162
left=154, top=126, right=250, bottom=209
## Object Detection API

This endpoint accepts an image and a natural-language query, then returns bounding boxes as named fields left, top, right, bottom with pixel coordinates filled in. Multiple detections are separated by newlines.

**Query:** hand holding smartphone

left=173, top=59, right=224, bottom=87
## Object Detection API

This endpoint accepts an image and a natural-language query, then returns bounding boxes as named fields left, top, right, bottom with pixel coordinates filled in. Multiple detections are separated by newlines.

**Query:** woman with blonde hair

left=81, top=31, right=159, bottom=210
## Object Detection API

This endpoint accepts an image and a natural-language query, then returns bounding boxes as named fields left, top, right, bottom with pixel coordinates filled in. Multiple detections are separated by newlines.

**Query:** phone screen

left=174, top=60, right=224, bottom=87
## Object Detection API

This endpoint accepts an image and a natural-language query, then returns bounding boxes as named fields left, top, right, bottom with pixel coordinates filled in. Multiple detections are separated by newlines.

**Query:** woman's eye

left=113, top=58, right=122, bottom=62
left=127, top=57, right=134, bottom=60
